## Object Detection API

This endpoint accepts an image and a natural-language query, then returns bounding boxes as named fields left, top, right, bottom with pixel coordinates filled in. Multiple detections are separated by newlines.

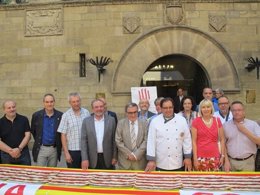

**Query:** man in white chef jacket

left=145, top=97, right=192, bottom=172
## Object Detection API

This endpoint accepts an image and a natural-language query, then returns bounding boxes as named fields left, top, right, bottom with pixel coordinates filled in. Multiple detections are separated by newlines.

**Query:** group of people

left=0, top=88, right=259, bottom=173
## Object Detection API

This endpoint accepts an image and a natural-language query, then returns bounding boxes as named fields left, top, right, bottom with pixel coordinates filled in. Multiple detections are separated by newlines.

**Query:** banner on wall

left=0, top=181, right=41, bottom=195
left=131, top=87, right=157, bottom=113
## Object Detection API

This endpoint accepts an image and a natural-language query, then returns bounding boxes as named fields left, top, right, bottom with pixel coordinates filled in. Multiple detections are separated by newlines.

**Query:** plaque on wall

left=25, top=8, right=63, bottom=36
left=246, top=89, right=256, bottom=104
left=96, top=93, right=106, bottom=99
left=123, top=16, right=141, bottom=34
left=209, top=15, right=226, bottom=32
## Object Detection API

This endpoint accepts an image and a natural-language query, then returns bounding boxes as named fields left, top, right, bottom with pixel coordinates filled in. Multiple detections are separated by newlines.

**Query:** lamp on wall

left=245, top=57, right=259, bottom=80
left=88, top=56, right=112, bottom=82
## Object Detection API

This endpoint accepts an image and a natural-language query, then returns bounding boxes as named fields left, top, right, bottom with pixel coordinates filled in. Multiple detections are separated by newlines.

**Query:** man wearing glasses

left=223, top=101, right=260, bottom=171
left=214, top=96, right=233, bottom=124
left=115, top=102, right=148, bottom=170
left=145, top=97, right=192, bottom=172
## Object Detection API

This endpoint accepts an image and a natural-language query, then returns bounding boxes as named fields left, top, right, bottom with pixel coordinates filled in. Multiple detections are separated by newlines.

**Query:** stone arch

left=112, top=26, right=240, bottom=95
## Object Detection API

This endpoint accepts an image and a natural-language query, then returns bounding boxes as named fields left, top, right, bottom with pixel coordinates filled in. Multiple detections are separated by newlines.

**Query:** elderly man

left=212, top=88, right=224, bottom=105
left=145, top=97, right=192, bottom=172
left=0, top=100, right=31, bottom=165
left=115, top=102, right=148, bottom=170
left=31, top=93, right=63, bottom=167
left=224, top=101, right=260, bottom=171
left=57, top=92, right=90, bottom=168
left=214, top=96, right=233, bottom=124
left=81, top=99, right=117, bottom=170
left=138, top=99, right=155, bottom=120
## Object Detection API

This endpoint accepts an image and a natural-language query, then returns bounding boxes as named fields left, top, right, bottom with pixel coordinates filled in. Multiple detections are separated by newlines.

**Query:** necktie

left=130, top=122, right=137, bottom=151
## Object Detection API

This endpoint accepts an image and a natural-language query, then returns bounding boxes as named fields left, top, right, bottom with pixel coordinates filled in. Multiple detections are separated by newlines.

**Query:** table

left=0, top=165, right=259, bottom=195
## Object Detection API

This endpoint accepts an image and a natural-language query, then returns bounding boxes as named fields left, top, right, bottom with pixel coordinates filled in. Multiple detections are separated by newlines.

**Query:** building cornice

left=0, top=0, right=259, bottom=11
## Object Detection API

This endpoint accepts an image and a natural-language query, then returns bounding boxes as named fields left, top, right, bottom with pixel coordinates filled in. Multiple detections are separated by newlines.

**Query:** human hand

left=145, top=161, right=156, bottom=172
left=81, top=160, right=89, bottom=170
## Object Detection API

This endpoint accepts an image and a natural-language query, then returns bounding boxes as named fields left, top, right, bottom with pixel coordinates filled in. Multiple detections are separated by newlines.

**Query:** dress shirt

left=147, top=114, right=192, bottom=170
left=139, top=112, right=148, bottom=120
left=129, top=120, right=138, bottom=139
left=42, top=114, right=55, bottom=145
left=214, top=111, right=233, bottom=125
left=57, top=108, right=90, bottom=150
left=94, top=116, right=105, bottom=153
left=223, top=119, right=260, bottom=158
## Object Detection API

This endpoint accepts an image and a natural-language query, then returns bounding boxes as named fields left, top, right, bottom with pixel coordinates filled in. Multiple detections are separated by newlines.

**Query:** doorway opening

left=141, top=54, right=209, bottom=104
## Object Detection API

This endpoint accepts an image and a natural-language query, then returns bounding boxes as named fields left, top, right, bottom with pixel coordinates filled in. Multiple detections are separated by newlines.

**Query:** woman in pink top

left=191, top=99, right=225, bottom=171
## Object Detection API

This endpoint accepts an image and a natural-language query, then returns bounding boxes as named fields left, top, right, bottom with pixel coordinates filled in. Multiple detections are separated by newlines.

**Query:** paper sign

left=131, top=86, right=157, bottom=113
left=0, top=181, right=41, bottom=195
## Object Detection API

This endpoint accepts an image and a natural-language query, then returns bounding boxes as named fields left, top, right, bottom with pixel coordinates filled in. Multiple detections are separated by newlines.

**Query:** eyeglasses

left=218, top=102, right=229, bottom=106
left=162, top=107, right=173, bottom=110
left=127, top=111, right=138, bottom=115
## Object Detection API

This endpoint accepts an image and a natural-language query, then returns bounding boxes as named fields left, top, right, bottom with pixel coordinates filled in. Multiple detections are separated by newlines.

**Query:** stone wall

left=0, top=1, right=259, bottom=120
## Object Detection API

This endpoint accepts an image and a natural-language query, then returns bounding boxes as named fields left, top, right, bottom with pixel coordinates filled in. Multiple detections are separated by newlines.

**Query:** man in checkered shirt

left=58, top=92, right=90, bottom=168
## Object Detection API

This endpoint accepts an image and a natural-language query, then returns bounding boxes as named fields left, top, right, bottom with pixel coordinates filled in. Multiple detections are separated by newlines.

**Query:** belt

left=228, top=154, right=254, bottom=161
left=42, top=144, right=56, bottom=147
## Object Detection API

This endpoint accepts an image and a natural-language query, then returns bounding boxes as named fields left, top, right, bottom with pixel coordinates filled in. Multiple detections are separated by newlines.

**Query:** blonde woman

left=191, top=99, right=225, bottom=171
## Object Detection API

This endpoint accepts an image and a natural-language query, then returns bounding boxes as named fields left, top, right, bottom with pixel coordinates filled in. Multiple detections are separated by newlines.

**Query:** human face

left=43, top=95, right=55, bottom=112
left=183, top=98, right=192, bottom=112
left=99, top=98, right=107, bottom=111
left=161, top=100, right=174, bottom=118
left=177, top=88, right=183, bottom=96
left=231, top=103, right=245, bottom=122
left=201, top=104, right=212, bottom=117
left=155, top=101, right=161, bottom=114
left=69, top=96, right=81, bottom=111
left=218, top=97, right=229, bottom=114
left=215, top=91, right=222, bottom=99
left=203, top=88, right=213, bottom=100
left=139, top=100, right=149, bottom=112
left=126, top=106, right=138, bottom=122
left=92, top=100, right=105, bottom=118
left=4, top=101, right=16, bottom=119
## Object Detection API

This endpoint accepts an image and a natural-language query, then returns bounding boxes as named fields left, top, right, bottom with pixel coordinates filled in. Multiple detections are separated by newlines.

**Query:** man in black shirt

left=0, top=100, right=31, bottom=165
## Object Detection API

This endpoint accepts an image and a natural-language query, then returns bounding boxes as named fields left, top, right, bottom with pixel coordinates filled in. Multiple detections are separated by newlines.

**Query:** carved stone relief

left=209, top=15, right=227, bottom=32
left=25, top=8, right=63, bottom=36
left=123, top=16, right=141, bottom=34
left=165, top=3, right=184, bottom=25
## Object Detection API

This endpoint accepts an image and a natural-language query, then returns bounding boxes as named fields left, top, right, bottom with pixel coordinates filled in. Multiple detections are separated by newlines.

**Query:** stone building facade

left=0, top=0, right=259, bottom=120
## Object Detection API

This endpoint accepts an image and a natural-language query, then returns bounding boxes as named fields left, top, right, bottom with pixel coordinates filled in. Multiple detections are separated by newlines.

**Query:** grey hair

left=68, top=92, right=81, bottom=101
left=125, top=102, right=138, bottom=112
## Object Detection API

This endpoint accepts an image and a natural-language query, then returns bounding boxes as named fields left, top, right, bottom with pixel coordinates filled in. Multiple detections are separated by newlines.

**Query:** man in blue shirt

left=31, top=94, right=63, bottom=167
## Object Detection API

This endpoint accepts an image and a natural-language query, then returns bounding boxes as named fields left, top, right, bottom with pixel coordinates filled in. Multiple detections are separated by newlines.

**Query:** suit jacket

left=107, top=110, right=118, bottom=125
left=31, top=109, right=63, bottom=162
left=81, top=114, right=117, bottom=169
left=115, top=118, right=148, bottom=170
left=174, top=96, right=182, bottom=113
left=138, top=111, right=155, bottom=120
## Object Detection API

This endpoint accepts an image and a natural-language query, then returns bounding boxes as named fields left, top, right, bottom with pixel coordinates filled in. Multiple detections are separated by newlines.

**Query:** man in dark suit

left=116, top=102, right=148, bottom=170
left=31, top=93, right=63, bottom=167
left=81, top=99, right=117, bottom=170
left=138, top=99, right=155, bottom=120
left=173, top=87, right=184, bottom=113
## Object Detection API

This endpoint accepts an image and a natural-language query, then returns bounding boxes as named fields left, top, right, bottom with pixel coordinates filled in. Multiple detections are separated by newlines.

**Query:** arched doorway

left=112, top=26, right=240, bottom=96
left=141, top=54, right=208, bottom=104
